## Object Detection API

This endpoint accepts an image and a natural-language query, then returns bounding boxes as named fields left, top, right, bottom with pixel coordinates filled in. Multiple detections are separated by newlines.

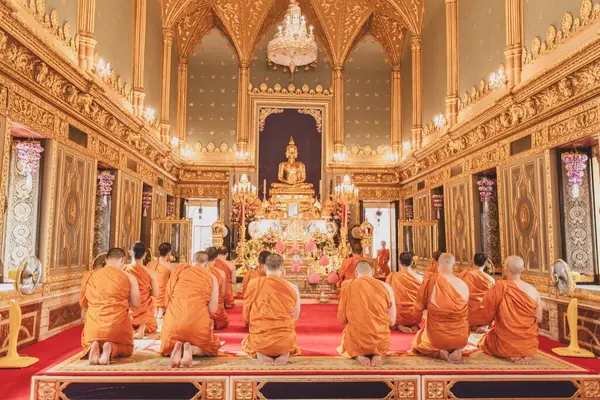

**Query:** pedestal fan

left=0, top=255, right=43, bottom=368
left=92, top=252, right=107, bottom=269
left=550, top=259, right=595, bottom=358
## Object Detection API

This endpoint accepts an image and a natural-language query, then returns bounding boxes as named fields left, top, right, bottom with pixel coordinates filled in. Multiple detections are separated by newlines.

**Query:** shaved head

left=438, top=253, right=456, bottom=274
left=193, top=251, right=208, bottom=265
left=505, top=255, right=525, bottom=275
left=355, top=260, right=373, bottom=277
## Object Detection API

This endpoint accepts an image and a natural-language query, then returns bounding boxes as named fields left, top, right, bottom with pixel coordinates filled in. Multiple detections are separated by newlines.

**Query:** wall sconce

left=489, top=66, right=507, bottom=90
left=235, top=150, right=249, bottom=161
left=95, top=58, right=111, bottom=80
left=433, top=114, right=447, bottom=129
left=171, top=136, right=180, bottom=148
left=333, top=152, right=346, bottom=162
left=143, top=107, right=156, bottom=125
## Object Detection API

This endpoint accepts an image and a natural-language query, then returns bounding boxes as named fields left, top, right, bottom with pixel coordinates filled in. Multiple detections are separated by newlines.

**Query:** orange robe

left=215, top=258, right=235, bottom=308
left=242, top=268, right=267, bottom=298
left=478, top=280, right=539, bottom=358
left=424, top=262, right=438, bottom=274
left=337, top=277, right=392, bottom=358
left=123, top=263, right=157, bottom=333
left=459, top=267, right=494, bottom=327
left=208, top=265, right=230, bottom=330
left=377, top=249, right=391, bottom=276
left=386, top=270, right=423, bottom=327
left=80, top=266, right=134, bottom=358
left=160, top=264, right=222, bottom=356
left=147, top=260, right=171, bottom=309
left=412, top=273, right=469, bottom=357
left=242, top=276, right=301, bottom=357
left=337, top=256, right=362, bottom=286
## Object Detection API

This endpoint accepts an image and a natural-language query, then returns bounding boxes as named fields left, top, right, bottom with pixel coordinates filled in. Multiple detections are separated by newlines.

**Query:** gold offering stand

left=398, top=218, right=439, bottom=271
left=151, top=217, right=192, bottom=264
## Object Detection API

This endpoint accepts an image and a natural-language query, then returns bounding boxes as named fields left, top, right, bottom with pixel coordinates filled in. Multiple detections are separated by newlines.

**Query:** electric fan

left=92, top=252, right=107, bottom=269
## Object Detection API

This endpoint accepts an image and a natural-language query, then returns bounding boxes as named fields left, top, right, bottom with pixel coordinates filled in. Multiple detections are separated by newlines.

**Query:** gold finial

left=289, top=136, right=295, bottom=145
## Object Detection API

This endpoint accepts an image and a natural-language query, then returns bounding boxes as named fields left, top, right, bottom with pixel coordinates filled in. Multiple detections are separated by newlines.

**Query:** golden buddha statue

left=278, top=137, right=307, bottom=185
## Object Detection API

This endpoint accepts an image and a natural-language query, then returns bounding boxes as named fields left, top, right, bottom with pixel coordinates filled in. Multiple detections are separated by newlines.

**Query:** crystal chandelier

left=267, top=0, right=318, bottom=80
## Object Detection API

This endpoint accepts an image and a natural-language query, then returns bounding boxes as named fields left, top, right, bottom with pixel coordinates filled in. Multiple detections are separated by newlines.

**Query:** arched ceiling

left=161, top=0, right=424, bottom=66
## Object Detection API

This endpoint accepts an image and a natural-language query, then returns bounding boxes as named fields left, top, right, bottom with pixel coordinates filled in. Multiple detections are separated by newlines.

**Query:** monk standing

left=424, top=250, right=442, bottom=274
left=412, top=253, right=470, bottom=364
left=337, top=261, right=396, bottom=367
left=478, top=255, right=541, bottom=365
left=216, top=246, right=237, bottom=308
left=147, top=242, right=174, bottom=319
left=459, top=253, right=495, bottom=333
left=386, top=251, right=423, bottom=333
left=242, top=250, right=269, bottom=299
left=376, top=241, right=391, bottom=276
left=124, top=241, right=159, bottom=338
left=243, top=254, right=301, bottom=365
left=161, top=251, right=222, bottom=367
left=206, top=247, right=229, bottom=330
left=337, top=243, right=364, bottom=287
left=80, top=248, right=141, bottom=365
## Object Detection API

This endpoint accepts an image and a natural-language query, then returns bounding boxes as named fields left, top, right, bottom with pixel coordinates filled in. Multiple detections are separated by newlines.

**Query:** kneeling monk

left=459, top=253, right=495, bottom=333
left=424, top=251, right=442, bottom=274
left=160, top=251, right=222, bottom=367
left=242, top=254, right=301, bottom=365
left=207, top=247, right=229, bottom=329
left=337, top=261, right=396, bottom=367
left=242, top=250, right=269, bottom=299
left=147, top=242, right=174, bottom=319
left=80, top=248, right=141, bottom=365
left=337, top=243, right=364, bottom=287
left=412, top=253, right=470, bottom=364
left=478, top=255, right=541, bottom=365
left=386, top=251, right=423, bottom=333
left=216, top=246, right=237, bottom=308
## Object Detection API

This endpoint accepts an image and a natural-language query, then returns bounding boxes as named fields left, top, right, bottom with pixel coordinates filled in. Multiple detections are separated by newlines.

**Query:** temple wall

left=523, top=0, right=582, bottom=55
left=401, top=31, right=412, bottom=146
left=144, top=0, right=163, bottom=115
left=45, top=0, right=78, bottom=29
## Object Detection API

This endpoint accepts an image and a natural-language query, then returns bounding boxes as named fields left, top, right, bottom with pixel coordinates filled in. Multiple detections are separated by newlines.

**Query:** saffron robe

left=337, top=256, right=363, bottom=286
left=80, top=266, right=134, bottom=358
left=424, top=262, right=438, bottom=274
left=160, top=264, right=222, bottom=356
left=337, top=276, right=392, bottom=358
left=412, top=273, right=469, bottom=358
left=459, top=267, right=494, bottom=327
left=242, top=276, right=301, bottom=357
left=377, top=249, right=391, bottom=276
left=242, top=268, right=267, bottom=298
left=123, top=263, right=157, bottom=333
left=147, top=260, right=171, bottom=309
left=215, top=258, right=235, bottom=308
left=478, top=280, right=539, bottom=358
left=208, top=265, right=230, bottom=329
left=386, top=270, right=423, bottom=327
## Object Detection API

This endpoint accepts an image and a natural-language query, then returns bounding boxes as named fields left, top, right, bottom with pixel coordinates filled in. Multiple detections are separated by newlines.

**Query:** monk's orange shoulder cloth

left=208, top=266, right=229, bottom=329
left=337, top=257, right=361, bottom=286
left=424, top=262, right=438, bottom=274
left=123, top=264, right=157, bottom=333
left=337, top=276, right=391, bottom=358
left=460, top=268, right=494, bottom=327
left=146, top=260, right=171, bottom=309
left=215, top=259, right=235, bottom=308
left=80, top=267, right=134, bottom=358
left=478, top=280, right=539, bottom=358
left=242, top=276, right=301, bottom=357
left=412, top=273, right=469, bottom=358
left=386, top=271, right=423, bottom=327
left=242, top=269, right=267, bottom=299
left=160, top=264, right=222, bottom=356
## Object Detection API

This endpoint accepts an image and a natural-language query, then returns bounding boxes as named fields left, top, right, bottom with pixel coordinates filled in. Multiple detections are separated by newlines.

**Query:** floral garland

left=330, top=201, right=346, bottom=224
left=97, top=171, right=115, bottom=206
left=166, top=199, right=175, bottom=216
left=16, top=141, right=44, bottom=189
left=230, top=200, right=257, bottom=225
left=477, top=178, right=495, bottom=203
left=142, top=191, right=152, bottom=217
left=562, top=152, right=588, bottom=199
left=432, top=194, right=443, bottom=219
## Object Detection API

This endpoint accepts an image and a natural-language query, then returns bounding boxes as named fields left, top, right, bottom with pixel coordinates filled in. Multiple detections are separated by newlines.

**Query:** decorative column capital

left=445, top=0, right=457, bottom=4
left=410, top=35, right=422, bottom=51
left=163, top=28, right=174, bottom=41
left=332, top=65, right=344, bottom=79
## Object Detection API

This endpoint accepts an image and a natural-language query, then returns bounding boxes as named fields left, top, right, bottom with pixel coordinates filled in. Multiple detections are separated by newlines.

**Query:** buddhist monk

left=424, top=250, right=442, bottom=274
left=160, top=251, right=222, bottom=367
left=242, top=250, right=269, bottom=299
left=243, top=254, right=301, bottom=366
left=337, top=243, right=364, bottom=287
left=386, top=251, right=423, bottom=333
left=459, top=253, right=495, bottom=333
left=124, top=241, right=159, bottom=338
left=377, top=241, right=391, bottom=276
left=147, top=242, right=174, bottom=319
left=216, top=246, right=237, bottom=308
left=412, top=253, right=470, bottom=364
left=478, top=255, right=541, bottom=365
left=206, top=247, right=229, bottom=330
left=80, top=248, right=141, bottom=365
left=337, top=261, right=396, bottom=367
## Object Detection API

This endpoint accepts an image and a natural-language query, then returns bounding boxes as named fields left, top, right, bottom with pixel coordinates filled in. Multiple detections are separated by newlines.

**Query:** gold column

left=176, top=58, right=189, bottom=144
left=411, top=36, right=423, bottom=151
left=391, top=65, right=402, bottom=157
left=505, top=0, right=523, bottom=88
left=236, top=62, right=250, bottom=156
left=159, top=29, right=174, bottom=142
left=132, top=0, right=147, bottom=118
left=77, top=0, right=96, bottom=72
left=445, top=0, right=459, bottom=125
left=333, top=65, right=344, bottom=155
left=0, top=117, right=11, bottom=266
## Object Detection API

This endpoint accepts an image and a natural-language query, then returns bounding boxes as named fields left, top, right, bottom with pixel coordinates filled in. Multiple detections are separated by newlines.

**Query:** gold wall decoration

left=258, top=108, right=284, bottom=132
left=298, top=108, right=323, bottom=133
left=111, top=171, right=143, bottom=251
left=352, top=171, right=399, bottom=184
left=178, top=168, right=229, bottom=182
left=178, top=183, right=229, bottom=199
left=444, top=177, right=474, bottom=268
left=413, top=191, right=432, bottom=261
left=250, top=82, right=332, bottom=96
left=357, top=187, right=400, bottom=200
left=192, top=141, right=235, bottom=155
left=457, top=67, right=501, bottom=112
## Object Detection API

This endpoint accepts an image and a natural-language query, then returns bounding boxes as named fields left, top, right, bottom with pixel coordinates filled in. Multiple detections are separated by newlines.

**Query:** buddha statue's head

left=285, top=136, right=298, bottom=162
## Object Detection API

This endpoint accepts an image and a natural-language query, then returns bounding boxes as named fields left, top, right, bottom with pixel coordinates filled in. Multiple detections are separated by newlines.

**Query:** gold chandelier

left=267, top=0, right=318, bottom=80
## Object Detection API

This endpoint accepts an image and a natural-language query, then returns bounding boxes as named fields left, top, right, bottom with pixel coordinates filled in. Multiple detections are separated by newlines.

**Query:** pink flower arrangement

left=290, top=246, right=301, bottom=253
left=562, top=152, right=588, bottom=198
left=404, top=204, right=413, bottom=220
left=291, top=262, right=301, bottom=272
left=432, top=194, right=443, bottom=219
left=275, top=241, right=286, bottom=252
left=97, top=171, right=115, bottom=206
left=259, top=232, right=279, bottom=250
left=230, top=201, right=257, bottom=225
left=330, top=202, right=346, bottom=224
left=477, top=178, right=495, bottom=203
left=308, top=271, right=321, bottom=284
left=327, top=271, right=339, bottom=285
left=16, top=141, right=43, bottom=188
left=142, top=191, right=152, bottom=217
left=319, top=254, right=330, bottom=266
left=305, top=239, right=317, bottom=252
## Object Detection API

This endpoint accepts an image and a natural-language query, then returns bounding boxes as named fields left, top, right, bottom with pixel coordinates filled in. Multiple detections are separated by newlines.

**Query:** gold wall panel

left=48, top=144, right=96, bottom=280
left=413, top=191, right=431, bottom=261
left=111, top=171, right=143, bottom=251
left=444, top=177, right=474, bottom=268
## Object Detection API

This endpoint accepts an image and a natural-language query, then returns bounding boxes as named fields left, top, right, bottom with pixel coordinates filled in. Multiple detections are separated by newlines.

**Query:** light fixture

left=232, top=174, right=258, bottom=268
left=16, top=141, right=43, bottom=190
left=562, top=152, right=588, bottom=199
left=333, top=174, right=358, bottom=204
left=333, top=152, right=346, bottom=162
left=97, top=171, right=115, bottom=206
left=267, top=0, right=318, bottom=80
left=143, top=107, right=156, bottom=125
left=180, top=146, right=194, bottom=159
left=489, top=66, right=507, bottom=90
left=235, top=150, right=250, bottom=161
left=433, top=114, right=447, bottom=128
left=95, top=58, right=111, bottom=80
left=171, top=136, right=180, bottom=147
left=142, top=191, right=152, bottom=217
left=197, top=205, right=203, bottom=220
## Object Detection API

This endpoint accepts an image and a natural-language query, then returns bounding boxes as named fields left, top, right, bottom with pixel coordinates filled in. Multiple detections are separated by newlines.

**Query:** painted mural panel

left=144, top=0, right=163, bottom=114
left=422, top=0, right=447, bottom=129
left=95, top=0, right=133, bottom=87
left=445, top=177, right=474, bottom=268
left=111, top=171, right=142, bottom=251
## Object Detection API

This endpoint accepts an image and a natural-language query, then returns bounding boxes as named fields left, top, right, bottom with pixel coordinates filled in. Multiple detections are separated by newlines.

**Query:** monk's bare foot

left=474, top=325, right=489, bottom=334
left=357, top=355, right=371, bottom=367
left=89, top=341, right=100, bottom=365
left=439, top=349, right=451, bottom=362
left=134, top=323, right=146, bottom=339
left=510, top=356, right=534, bottom=365
left=99, top=342, right=112, bottom=365
left=370, top=355, right=383, bottom=367
left=448, top=349, right=463, bottom=364
left=273, top=352, right=289, bottom=366
left=397, top=325, right=414, bottom=333
left=180, top=342, right=193, bottom=368
left=170, top=341, right=183, bottom=368
left=257, top=352, right=275, bottom=366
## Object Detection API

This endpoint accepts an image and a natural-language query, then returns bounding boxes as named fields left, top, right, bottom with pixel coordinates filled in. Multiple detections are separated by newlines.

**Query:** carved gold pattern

left=35, top=380, right=58, bottom=400
left=426, top=381, right=444, bottom=399
left=234, top=381, right=254, bottom=400
left=457, top=65, right=503, bottom=112
left=583, top=380, right=600, bottom=399
left=258, top=107, right=283, bottom=132
left=298, top=108, right=323, bottom=133
left=352, top=171, right=399, bottom=184
left=250, top=82, right=332, bottom=96
left=518, top=201, right=531, bottom=231
left=396, top=381, right=416, bottom=399
left=18, top=0, right=78, bottom=55
left=177, top=6, right=214, bottom=58
left=178, top=168, right=229, bottom=182
left=370, top=12, right=405, bottom=66
left=203, top=380, right=225, bottom=400
left=179, top=184, right=229, bottom=199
